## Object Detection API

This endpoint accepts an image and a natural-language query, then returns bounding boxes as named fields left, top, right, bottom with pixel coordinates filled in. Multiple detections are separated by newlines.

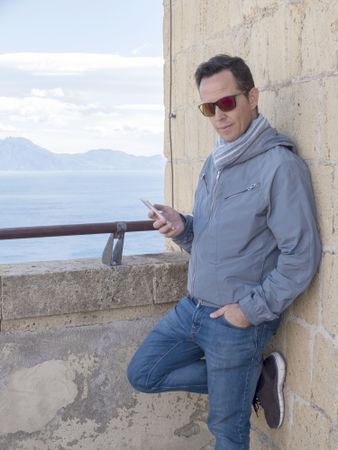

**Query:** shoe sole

left=270, top=351, right=286, bottom=428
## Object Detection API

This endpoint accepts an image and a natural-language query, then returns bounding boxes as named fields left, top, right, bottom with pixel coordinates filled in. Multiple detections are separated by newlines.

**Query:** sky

left=0, top=0, right=164, bottom=156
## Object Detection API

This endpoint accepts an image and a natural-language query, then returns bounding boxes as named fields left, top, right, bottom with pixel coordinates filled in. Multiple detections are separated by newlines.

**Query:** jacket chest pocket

left=223, top=182, right=261, bottom=201
left=215, top=181, right=266, bottom=253
left=217, top=181, right=266, bottom=229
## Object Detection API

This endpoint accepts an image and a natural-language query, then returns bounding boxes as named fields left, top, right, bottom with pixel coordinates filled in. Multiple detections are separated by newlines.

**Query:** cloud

left=0, top=94, right=164, bottom=154
left=0, top=96, right=87, bottom=123
left=115, top=104, right=164, bottom=111
left=0, top=123, right=16, bottom=132
left=0, top=53, right=164, bottom=155
left=31, top=88, right=65, bottom=98
left=0, top=53, right=163, bottom=76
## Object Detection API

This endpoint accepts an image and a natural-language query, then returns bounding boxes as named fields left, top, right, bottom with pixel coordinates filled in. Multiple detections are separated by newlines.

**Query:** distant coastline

left=0, top=137, right=165, bottom=172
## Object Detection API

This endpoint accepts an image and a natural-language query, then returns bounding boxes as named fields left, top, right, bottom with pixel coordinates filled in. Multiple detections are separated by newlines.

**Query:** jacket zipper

left=191, top=169, right=222, bottom=295
left=191, top=179, right=259, bottom=297
left=224, top=182, right=260, bottom=200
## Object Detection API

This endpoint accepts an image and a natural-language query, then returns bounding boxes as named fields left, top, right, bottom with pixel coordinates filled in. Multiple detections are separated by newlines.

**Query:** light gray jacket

left=174, top=125, right=322, bottom=325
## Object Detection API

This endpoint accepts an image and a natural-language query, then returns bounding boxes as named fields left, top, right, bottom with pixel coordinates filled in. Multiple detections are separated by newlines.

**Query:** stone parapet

left=0, top=253, right=188, bottom=332
left=0, top=253, right=216, bottom=449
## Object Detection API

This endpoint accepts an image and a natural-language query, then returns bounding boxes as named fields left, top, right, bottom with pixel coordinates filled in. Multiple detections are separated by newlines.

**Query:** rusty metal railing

left=0, top=221, right=156, bottom=266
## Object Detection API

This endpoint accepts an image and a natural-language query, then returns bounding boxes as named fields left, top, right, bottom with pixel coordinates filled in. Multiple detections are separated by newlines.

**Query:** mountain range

left=0, top=137, right=165, bottom=171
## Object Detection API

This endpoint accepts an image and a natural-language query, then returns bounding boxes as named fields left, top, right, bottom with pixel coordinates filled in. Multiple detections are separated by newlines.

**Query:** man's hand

left=210, top=303, right=251, bottom=328
left=148, top=204, right=185, bottom=238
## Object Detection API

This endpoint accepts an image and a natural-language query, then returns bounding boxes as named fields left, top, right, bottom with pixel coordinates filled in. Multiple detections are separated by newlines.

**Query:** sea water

left=0, top=170, right=165, bottom=263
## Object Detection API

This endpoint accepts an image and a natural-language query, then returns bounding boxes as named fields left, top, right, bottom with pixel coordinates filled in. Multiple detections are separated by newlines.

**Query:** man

left=128, top=54, right=321, bottom=449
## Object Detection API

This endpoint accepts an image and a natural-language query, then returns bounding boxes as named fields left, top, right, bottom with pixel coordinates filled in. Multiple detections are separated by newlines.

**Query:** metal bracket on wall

left=101, top=222, right=127, bottom=266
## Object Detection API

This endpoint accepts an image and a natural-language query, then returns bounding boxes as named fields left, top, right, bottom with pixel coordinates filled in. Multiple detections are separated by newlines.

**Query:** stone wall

left=163, top=0, right=338, bottom=448
left=0, top=254, right=215, bottom=450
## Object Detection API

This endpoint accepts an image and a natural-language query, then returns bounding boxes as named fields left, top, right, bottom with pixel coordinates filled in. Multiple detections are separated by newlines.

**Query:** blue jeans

left=127, top=296, right=280, bottom=450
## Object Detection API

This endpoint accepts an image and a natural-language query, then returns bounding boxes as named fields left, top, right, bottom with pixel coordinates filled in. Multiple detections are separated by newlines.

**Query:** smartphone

left=140, top=199, right=166, bottom=221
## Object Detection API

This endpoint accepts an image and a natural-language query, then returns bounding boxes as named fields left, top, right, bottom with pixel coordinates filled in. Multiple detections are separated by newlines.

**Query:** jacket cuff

left=239, top=291, right=279, bottom=326
left=172, top=214, right=193, bottom=245
left=239, top=294, right=262, bottom=326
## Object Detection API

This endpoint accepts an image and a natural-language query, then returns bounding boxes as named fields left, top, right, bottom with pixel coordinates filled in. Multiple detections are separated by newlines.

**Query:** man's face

left=199, top=69, right=259, bottom=142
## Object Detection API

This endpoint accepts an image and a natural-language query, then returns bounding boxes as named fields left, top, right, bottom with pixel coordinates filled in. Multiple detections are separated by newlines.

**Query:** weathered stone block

left=330, top=428, right=338, bottom=450
left=259, top=89, right=278, bottom=127
left=203, top=0, right=232, bottom=36
left=1, top=304, right=173, bottom=334
left=292, top=271, right=320, bottom=325
left=289, top=399, right=331, bottom=450
left=285, top=320, right=312, bottom=400
left=322, top=76, right=338, bottom=161
left=230, top=26, right=252, bottom=60
left=171, top=0, right=184, bottom=55
left=249, top=4, right=302, bottom=86
left=228, top=0, right=280, bottom=30
left=203, top=33, right=235, bottom=62
left=189, top=58, right=203, bottom=104
left=309, top=164, right=333, bottom=247
left=153, top=254, right=189, bottom=304
left=1, top=259, right=153, bottom=320
left=312, top=333, right=338, bottom=422
left=185, top=106, right=202, bottom=160
left=172, top=161, right=195, bottom=213
left=273, top=81, right=321, bottom=161
left=321, top=253, right=338, bottom=336
left=179, top=0, right=205, bottom=52
left=173, top=52, right=189, bottom=109
left=250, top=427, right=279, bottom=450
left=301, top=0, right=338, bottom=76
left=0, top=254, right=189, bottom=322
left=334, top=166, right=338, bottom=249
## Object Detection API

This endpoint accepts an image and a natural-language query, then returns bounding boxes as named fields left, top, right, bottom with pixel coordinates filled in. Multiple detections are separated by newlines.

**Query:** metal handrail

left=0, top=221, right=155, bottom=240
left=0, top=220, right=156, bottom=266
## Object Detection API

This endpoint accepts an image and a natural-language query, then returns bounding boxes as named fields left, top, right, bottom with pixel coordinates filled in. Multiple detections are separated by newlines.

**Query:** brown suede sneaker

left=253, top=352, right=286, bottom=429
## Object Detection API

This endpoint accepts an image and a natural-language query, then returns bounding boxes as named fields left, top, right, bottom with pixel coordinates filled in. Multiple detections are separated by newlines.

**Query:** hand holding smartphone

left=140, top=199, right=166, bottom=222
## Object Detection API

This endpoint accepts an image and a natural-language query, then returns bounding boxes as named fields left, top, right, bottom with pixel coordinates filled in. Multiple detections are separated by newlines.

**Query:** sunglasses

left=198, top=93, right=244, bottom=117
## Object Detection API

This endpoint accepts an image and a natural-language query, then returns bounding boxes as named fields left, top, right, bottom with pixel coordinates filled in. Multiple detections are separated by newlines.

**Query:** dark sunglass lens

left=199, top=103, right=215, bottom=117
left=217, top=96, right=236, bottom=112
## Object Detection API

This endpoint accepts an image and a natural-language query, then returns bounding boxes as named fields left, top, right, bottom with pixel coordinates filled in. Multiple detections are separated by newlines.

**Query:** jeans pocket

left=221, top=315, right=252, bottom=331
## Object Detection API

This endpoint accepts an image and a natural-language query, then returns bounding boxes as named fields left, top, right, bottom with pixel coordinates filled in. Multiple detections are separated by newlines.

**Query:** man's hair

left=194, top=54, right=255, bottom=94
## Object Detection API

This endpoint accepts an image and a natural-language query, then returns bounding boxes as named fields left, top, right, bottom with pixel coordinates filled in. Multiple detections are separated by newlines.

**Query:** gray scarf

left=212, top=114, right=296, bottom=171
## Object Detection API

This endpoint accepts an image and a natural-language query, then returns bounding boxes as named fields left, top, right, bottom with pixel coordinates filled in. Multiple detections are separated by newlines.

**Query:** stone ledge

left=0, top=252, right=189, bottom=327
left=0, top=316, right=210, bottom=449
